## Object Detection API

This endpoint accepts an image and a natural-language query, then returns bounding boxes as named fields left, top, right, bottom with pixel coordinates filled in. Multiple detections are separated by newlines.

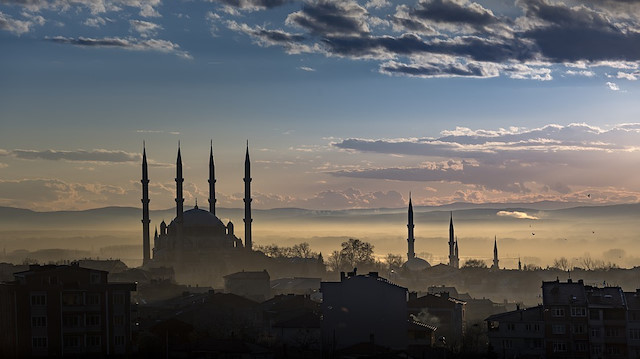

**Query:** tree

left=552, top=257, right=571, bottom=271
left=385, top=253, right=404, bottom=270
left=462, top=259, right=487, bottom=269
left=327, top=239, right=375, bottom=272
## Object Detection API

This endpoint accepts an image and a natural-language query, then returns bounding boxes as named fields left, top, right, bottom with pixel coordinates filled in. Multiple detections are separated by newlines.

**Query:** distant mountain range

left=0, top=201, right=637, bottom=231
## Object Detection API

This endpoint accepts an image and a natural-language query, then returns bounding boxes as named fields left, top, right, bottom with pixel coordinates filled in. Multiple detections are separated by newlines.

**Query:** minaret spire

left=208, top=140, right=217, bottom=215
left=448, top=212, right=457, bottom=268
left=407, top=193, right=415, bottom=260
left=175, top=143, right=184, bottom=224
left=492, top=236, right=499, bottom=270
left=141, top=143, right=151, bottom=265
left=243, top=141, right=253, bottom=250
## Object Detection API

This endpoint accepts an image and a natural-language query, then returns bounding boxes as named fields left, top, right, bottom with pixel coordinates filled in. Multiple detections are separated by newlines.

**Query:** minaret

left=448, top=212, right=456, bottom=268
left=492, top=236, right=499, bottom=269
left=454, top=237, right=459, bottom=269
left=407, top=194, right=415, bottom=260
left=175, top=144, right=184, bottom=224
left=141, top=143, right=151, bottom=265
left=243, top=141, right=253, bottom=250
left=518, top=257, right=522, bottom=271
left=208, top=141, right=217, bottom=215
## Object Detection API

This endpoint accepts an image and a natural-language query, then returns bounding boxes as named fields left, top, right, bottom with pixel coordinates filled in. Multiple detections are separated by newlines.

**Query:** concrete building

left=0, top=263, right=136, bottom=358
left=407, top=291, right=465, bottom=348
left=321, top=269, right=408, bottom=352
left=486, top=305, right=544, bottom=359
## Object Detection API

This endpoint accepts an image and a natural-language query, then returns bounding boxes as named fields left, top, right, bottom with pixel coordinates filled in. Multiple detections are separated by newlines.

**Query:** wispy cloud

left=607, top=81, right=620, bottom=91
left=3, top=149, right=140, bottom=163
left=46, top=36, right=192, bottom=59
left=497, top=211, right=539, bottom=220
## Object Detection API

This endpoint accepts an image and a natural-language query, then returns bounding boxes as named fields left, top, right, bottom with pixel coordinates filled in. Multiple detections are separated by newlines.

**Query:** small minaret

left=448, top=212, right=456, bottom=268
left=518, top=257, right=522, bottom=271
left=208, top=141, right=217, bottom=215
left=407, top=194, right=415, bottom=260
left=141, top=143, right=151, bottom=265
left=492, top=236, right=499, bottom=269
left=243, top=141, right=253, bottom=250
left=175, top=144, right=184, bottom=224
left=454, top=237, right=459, bottom=269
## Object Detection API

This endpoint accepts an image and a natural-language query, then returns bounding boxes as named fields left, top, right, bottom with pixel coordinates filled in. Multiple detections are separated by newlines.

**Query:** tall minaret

left=492, top=236, right=499, bottom=269
left=454, top=237, right=459, bottom=269
left=407, top=194, right=415, bottom=260
left=243, top=141, right=253, bottom=250
left=175, top=144, right=184, bottom=224
left=448, top=212, right=456, bottom=267
left=141, top=143, right=151, bottom=265
left=208, top=141, right=217, bottom=215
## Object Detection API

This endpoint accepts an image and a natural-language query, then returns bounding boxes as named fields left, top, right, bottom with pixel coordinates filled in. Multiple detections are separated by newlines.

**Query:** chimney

left=568, top=279, right=572, bottom=283
left=340, top=272, right=345, bottom=281
left=409, top=292, right=418, bottom=301
left=368, top=272, right=378, bottom=278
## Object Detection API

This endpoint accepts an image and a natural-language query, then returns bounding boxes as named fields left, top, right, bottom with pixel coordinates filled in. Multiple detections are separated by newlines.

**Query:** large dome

left=181, top=207, right=225, bottom=228
left=402, top=257, right=431, bottom=272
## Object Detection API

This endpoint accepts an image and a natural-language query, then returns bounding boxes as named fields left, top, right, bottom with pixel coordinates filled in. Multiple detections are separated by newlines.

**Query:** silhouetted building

left=407, top=291, right=465, bottom=348
left=402, top=196, right=430, bottom=271
left=492, top=236, right=500, bottom=270
left=487, top=305, right=544, bottom=358
left=224, top=270, right=271, bottom=302
left=321, top=269, right=408, bottom=352
left=449, top=212, right=460, bottom=269
left=625, top=290, right=640, bottom=358
left=0, top=263, right=136, bottom=358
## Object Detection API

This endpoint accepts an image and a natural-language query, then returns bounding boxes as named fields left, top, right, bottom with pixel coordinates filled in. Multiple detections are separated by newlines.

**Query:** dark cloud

left=212, top=0, right=294, bottom=10
left=380, top=60, right=495, bottom=78
left=410, top=0, right=499, bottom=28
left=286, top=0, right=369, bottom=36
left=46, top=36, right=191, bottom=58
left=8, top=149, right=140, bottom=162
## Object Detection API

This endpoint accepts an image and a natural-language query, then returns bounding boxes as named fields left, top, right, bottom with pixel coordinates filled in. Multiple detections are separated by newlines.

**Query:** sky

left=2, top=0, right=640, bottom=211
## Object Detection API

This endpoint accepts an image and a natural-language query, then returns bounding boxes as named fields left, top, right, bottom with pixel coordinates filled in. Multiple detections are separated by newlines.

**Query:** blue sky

left=2, top=0, right=640, bottom=210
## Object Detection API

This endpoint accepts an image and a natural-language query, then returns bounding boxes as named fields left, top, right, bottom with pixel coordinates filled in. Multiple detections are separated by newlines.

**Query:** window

left=553, top=342, right=567, bottom=352
left=571, top=307, right=587, bottom=317
left=62, top=292, right=83, bottom=306
left=31, top=316, right=47, bottom=327
left=552, top=324, right=566, bottom=335
left=572, top=324, right=586, bottom=334
left=576, top=342, right=588, bottom=352
left=630, top=329, right=640, bottom=340
left=606, top=345, right=621, bottom=355
left=534, top=324, right=540, bottom=332
left=591, top=328, right=601, bottom=338
left=533, top=339, right=543, bottom=349
left=114, top=335, right=125, bottom=346
left=591, top=345, right=603, bottom=356
left=86, top=293, right=100, bottom=305
left=113, top=293, right=125, bottom=305
left=114, top=315, right=124, bottom=326
left=506, top=323, right=515, bottom=331
left=63, top=315, right=81, bottom=328
left=502, top=340, right=513, bottom=349
left=32, top=337, right=47, bottom=349
left=606, top=328, right=621, bottom=337
left=63, top=335, right=80, bottom=348
left=30, top=294, right=46, bottom=306
left=552, top=307, right=565, bottom=317
left=87, top=314, right=100, bottom=326
left=87, top=335, right=101, bottom=347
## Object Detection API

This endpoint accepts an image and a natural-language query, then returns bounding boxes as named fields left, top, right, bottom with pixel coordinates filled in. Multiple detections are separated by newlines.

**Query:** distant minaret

left=243, top=141, right=253, bottom=250
left=141, top=143, right=151, bottom=265
left=153, top=227, right=158, bottom=258
left=208, top=141, right=217, bottom=215
left=518, top=257, right=522, bottom=271
left=407, top=194, right=415, bottom=260
left=454, top=237, right=459, bottom=268
left=175, top=144, right=184, bottom=224
left=492, top=236, right=499, bottom=269
left=448, top=212, right=457, bottom=268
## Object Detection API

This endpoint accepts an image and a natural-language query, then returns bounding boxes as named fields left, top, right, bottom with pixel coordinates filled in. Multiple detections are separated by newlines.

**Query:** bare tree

left=552, top=257, right=571, bottom=271
left=385, top=253, right=404, bottom=271
left=462, top=259, right=487, bottom=269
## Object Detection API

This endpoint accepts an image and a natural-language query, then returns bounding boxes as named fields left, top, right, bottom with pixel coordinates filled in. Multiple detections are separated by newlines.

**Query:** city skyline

left=3, top=0, right=640, bottom=211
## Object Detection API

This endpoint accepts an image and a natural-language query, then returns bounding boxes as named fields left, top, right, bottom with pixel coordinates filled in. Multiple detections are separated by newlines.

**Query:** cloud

left=0, top=0, right=162, bottom=17
left=129, top=19, right=162, bottom=37
left=285, top=0, right=370, bottom=37
left=46, top=36, right=192, bottom=59
left=0, top=11, right=33, bottom=34
left=298, top=66, right=315, bottom=71
left=365, top=0, right=389, bottom=10
left=331, top=122, right=640, bottom=195
left=606, top=81, right=620, bottom=91
left=226, top=20, right=318, bottom=54
left=497, top=211, right=539, bottom=220
left=5, top=149, right=140, bottom=162
left=83, top=17, right=109, bottom=28
left=209, top=0, right=294, bottom=11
